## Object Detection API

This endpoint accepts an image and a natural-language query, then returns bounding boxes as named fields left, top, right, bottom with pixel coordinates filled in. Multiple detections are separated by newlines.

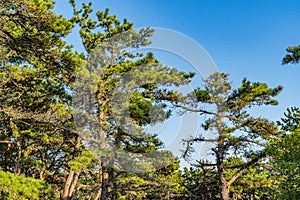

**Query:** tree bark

left=96, top=108, right=110, bottom=200
left=62, top=136, right=81, bottom=200
left=215, top=112, right=230, bottom=200
left=68, top=170, right=80, bottom=197
left=217, top=156, right=230, bottom=200
left=100, top=159, right=109, bottom=200
left=62, top=170, right=75, bottom=200
left=220, top=175, right=230, bottom=200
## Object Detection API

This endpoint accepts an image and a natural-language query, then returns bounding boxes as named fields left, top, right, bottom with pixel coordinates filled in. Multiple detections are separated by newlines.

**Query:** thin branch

left=0, top=140, right=12, bottom=144
left=187, top=137, right=218, bottom=143
left=227, top=151, right=266, bottom=186
left=182, top=136, right=218, bottom=159
left=192, top=162, right=217, bottom=168
left=174, top=104, right=217, bottom=116
left=239, top=138, right=268, bottom=147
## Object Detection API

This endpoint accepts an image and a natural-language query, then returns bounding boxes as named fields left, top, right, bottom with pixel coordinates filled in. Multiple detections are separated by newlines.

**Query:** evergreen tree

left=180, top=166, right=220, bottom=200
left=180, top=160, right=274, bottom=200
left=267, top=107, right=300, bottom=199
left=178, top=72, right=282, bottom=200
left=282, top=45, right=300, bottom=64
left=63, top=1, right=194, bottom=199
left=0, top=0, right=192, bottom=198
left=0, top=0, right=83, bottom=198
left=0, top=169, right=53, bottom=199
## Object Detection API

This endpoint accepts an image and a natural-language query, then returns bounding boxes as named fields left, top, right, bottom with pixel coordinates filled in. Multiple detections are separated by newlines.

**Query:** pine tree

left=178, top=72, right=282, bottom=200
left=282, top=45, right=300, bottom=64
left=267, top=107, right=300, bottom=199
left=0, top=0, right=83, bottom=198
left=61, top=1, right=194, bottom=199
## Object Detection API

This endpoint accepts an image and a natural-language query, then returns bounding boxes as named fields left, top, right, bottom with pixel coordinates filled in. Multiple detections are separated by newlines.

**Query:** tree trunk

left=96, top=109, right=110, bottom=200
left=220, top=177, right=230, bottom=200
left=100, top=160, right=109, bottom=200
left=218, top=162, right=230, bottom=200
left=62, top=136, right=81, bottom=200
left=215, top=113, right=230, bottom=200
left=62, top=170, right=75, bottom=200
left=93, top=161, right=109, bottom=200
left=68, top=170, right=80, bottom=197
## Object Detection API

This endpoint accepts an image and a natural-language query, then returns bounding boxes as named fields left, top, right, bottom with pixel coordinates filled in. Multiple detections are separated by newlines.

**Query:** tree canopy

left=0, top=0, right=300, bottom=200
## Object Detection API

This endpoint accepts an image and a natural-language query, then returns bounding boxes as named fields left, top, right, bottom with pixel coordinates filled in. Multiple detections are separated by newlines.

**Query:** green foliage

left=57, top=1, right=196, bottom=199
left=1, top=0, right=297, bottom=199
left=181, top=161, right=274, bottom=200
left=225, top=158, right=274, bottom=199
left=277, top=106, right=300, bottom=131
left=228, top=77, right=282, bottom=109
left=180, top=72, right=282, bottom=199
left=282, top=45, right=300, bottom=64
left=0, top=0, right=83, bottom=76
left=181, top=167, right=220, bottom=200
left=267, top=108, right=300, bottom=199
left=109, top=152, right=184, bottom=199
left=268, top=132, right=300, bottom=199
left=0, top=0, right=83, bottom=198
left=0, top=170, right=54, bottom=199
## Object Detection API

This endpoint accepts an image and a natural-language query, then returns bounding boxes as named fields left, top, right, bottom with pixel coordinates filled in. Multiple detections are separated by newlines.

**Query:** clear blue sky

left=54, top=0, right=300, bottom=165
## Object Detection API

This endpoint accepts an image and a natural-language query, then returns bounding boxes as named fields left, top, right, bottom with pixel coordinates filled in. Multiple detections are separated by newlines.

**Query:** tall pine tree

left=178, top=72, right=282, bottom=200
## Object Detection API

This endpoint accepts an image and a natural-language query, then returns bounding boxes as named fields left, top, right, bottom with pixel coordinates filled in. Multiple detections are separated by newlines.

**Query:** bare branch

left=192, top=162, right=217, bottom=168
left=173, top=104, right=217, bottom=116
left=182, top=136, right=218, bottom=160
left=0, top=140, right=12, bottom=144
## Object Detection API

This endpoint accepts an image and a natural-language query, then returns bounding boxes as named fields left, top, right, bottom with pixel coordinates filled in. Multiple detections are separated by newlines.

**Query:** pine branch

left=182, top=136, right=217, bottom=160
left=227, top=151, right=266, bottom=186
